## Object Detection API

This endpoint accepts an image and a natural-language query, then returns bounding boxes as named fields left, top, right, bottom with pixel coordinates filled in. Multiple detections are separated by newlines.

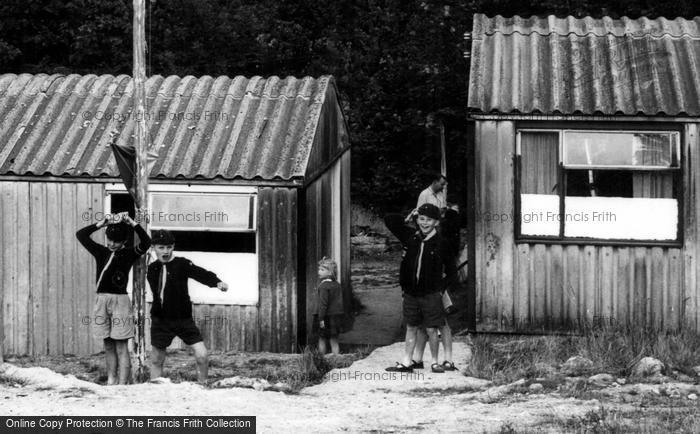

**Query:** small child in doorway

left=316, top=257, right=344, bottom=355
left=147, top=230, right=228, bottom=383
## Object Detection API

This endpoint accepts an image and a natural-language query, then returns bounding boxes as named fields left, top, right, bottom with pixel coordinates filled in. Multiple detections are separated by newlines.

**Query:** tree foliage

left=1, top=0, right=699, bottom=212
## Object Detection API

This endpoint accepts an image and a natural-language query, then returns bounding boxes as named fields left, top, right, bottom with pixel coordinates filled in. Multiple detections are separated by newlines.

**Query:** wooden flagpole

left=132, top=0, right=148, bottom=382
left=439, top=118, right=447, bottom=198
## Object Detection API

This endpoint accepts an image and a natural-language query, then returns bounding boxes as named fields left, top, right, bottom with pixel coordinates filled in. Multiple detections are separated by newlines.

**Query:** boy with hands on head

left=76, top=211, right=151, bottom=385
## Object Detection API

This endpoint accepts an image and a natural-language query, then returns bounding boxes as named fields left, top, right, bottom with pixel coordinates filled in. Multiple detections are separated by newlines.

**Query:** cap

left=105, top=223, right=131, bottom=242
left=151, top=229, right=175, bottom=245
left=416, top=203, right=440, bottom=220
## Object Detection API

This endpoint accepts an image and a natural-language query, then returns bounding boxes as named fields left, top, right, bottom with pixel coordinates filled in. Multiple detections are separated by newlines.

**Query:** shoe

left=442, top=361, right=457, bottom=371
left=431, top=363, right=445, bottom=373
left=409, top=360, right=424, bottom=369
left=385, top=362, right=413, bottom=373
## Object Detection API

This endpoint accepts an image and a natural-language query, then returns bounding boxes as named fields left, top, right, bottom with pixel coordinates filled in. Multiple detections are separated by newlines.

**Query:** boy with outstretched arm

left=147, top=230, right=228, bottom=383
left=76, top=212, right=151, bottom=385
left=384, top=203, right=457, bottom=373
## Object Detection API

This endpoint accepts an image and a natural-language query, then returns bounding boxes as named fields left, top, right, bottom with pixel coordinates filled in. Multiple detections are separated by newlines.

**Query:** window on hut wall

left=106, top=185, right=258, bottom=305
left=517, top=129, right=680, bottom=243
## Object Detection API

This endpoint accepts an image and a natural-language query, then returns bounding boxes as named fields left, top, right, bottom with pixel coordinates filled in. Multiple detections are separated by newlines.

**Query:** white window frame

left=104, top=183, right=260, bottom=305
left=515, top=128, right=682, bottom=245
left=561, top=129, right=680, bottom=170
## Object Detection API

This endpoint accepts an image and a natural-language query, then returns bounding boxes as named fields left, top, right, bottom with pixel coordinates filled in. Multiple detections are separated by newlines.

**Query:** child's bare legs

left=115, top=339, right=131, bottom=384
left=191, top=341, right=208, bottom=382
left=441, top=323, right=453, bottom=363
left=426, top=327, right=440, bottom=365
left=402, top=325, right=418, bottom=366
left=414, top=325, right=452, bottom=364
left=329, top=337, right=340, bottom=355
left=150, top=346, right=167, bottom=379
left=104, top=338, right=117, bottom=385
left=412, top=328, right=427, bottom=363
left=318, top=337, right=328, bottom=355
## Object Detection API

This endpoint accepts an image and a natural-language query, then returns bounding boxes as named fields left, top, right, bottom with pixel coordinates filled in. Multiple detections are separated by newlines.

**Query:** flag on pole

left=110, top=142, right=158, bottom=207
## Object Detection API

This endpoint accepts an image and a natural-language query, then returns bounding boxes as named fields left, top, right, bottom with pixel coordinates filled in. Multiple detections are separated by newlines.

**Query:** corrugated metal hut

left=0, top=73, right=351, bottom=356
left=467, top=14, right=700, bottom=331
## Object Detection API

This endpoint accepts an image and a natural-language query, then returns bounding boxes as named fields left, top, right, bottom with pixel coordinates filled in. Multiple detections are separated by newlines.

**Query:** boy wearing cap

left=384, top=203, right=457, bottom=373
left=147, top=229, right=228, bottom=383
left=76, top=213, right=151, bottom=385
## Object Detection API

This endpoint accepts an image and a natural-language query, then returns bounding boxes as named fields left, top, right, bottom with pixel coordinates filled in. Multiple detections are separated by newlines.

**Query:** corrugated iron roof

left=0, top=74, right=334, bottom=180
left=468, top=14, right=700, bottom=116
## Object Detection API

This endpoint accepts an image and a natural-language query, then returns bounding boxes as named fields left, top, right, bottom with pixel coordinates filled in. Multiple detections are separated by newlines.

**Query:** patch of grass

left=167, top=346, right=369, bottom=392
left=493, top=421, right=550, bottom=434
left=554, top=406, right=628, bottom=433
left=538, top=400, right=700, bottom=434
left=465, top=322, right=700, bottom=385
left=7, top=346, right=371, bottom=392
left=0, top=373, right=26, bottom=387
left=465, top=335, right=574, bottom=384
left=34, top=386, right=54, bottom=392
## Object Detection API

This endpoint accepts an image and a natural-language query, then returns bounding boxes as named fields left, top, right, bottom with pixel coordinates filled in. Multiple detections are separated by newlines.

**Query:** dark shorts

left=313, top=314, right=343, bottom=338
left=403, top=292, right=445, bottom=328
left=150, top=316, right=203, bottom=349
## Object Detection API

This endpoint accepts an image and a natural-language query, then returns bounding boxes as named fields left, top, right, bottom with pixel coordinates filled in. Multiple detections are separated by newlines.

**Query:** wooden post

left=465, top=122, right=476, bottom=331
left=439, top=118, right=447, bottom=198
left=132, top=0, right=148, bottom=382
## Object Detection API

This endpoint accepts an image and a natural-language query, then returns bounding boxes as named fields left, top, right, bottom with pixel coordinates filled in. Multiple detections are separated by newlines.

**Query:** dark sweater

left=147, top=257, right=221, bottom=319
left=384, top=214, right=457, bottom=296
left=76, top=223, right=151, bottom=294
left=317, top=279, right=344, bottom=318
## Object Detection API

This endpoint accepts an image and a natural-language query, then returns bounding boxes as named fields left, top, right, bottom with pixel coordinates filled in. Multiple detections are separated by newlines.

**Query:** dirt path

left=340, top=280, right=403, bottom=346
left=340, top=253, right=405, bottom=346
left=0, top=342, right=607, bottom=433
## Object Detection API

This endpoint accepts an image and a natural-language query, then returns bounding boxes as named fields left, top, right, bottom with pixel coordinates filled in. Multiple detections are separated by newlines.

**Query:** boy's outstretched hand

left=217, top=282, right=228, bottom=292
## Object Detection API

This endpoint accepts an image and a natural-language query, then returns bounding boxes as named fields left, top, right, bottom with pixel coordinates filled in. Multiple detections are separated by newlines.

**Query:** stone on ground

left=561, top=356, right=594, bottom=376
left=588, top=373, right=615, bottom=387
left=632, top=357, right=664, bottom=377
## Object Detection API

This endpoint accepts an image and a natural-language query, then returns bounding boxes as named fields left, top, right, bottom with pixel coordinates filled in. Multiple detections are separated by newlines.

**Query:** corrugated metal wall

left=1, top=181, right=104, bottom=355
left=683, top=123, right=700, bottom=331
left=1, top=181, right=302, bottom=355
left=339, top=152, right=352, bottom=318
left=304, top=83, right=350, bottom=181
left=302, top=84, right=351, bottom=344
left=474, top=120, right=700, bottom=331
left=303, top=151, right=351, bottom=343
left=305, top=173, right=334, bottom=341
left=474, top=121, right=517, bottom=329
left=256, top=187, right=298, bottom=352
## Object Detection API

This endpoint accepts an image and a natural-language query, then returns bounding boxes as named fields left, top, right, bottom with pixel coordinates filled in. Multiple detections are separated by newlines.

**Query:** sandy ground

left=0, top=342, right=607, bottom=433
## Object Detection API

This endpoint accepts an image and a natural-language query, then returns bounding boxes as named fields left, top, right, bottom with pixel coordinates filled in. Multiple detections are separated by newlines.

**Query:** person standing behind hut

left=316, top=257, right=344, bottom=355
left=405, top=173, right=448, bottom=222
left=147, top=230, right=228, bottom=383
left=76, top=213, right=151, bottom=385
